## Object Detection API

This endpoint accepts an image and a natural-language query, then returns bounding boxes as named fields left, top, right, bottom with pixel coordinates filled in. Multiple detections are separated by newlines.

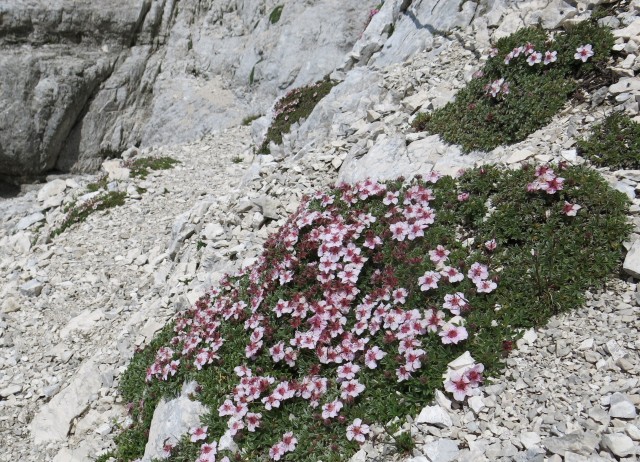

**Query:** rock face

left=0, top=0, right=368, bottom=179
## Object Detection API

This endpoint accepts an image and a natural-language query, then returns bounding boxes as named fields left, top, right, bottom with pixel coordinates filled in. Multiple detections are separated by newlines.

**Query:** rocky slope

left=0, top=0, right=369, bottom=180
left=0, top=0, right=639, bottom=461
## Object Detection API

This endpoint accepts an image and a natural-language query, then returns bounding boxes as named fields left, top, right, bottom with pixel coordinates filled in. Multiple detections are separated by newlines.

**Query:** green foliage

left=128, top=157, right=180, bottom=179
left=242, top=114, right=261, bottom=126
left=109, top=164, right=629, bottom=462
left=51, top=191, right=127, bottom=237
left=87, top=175, right=109, bottom=192
left=416, top=21, right=614, bottom=151
left=269, top=5, right=284, bottom=24
left=249, top=64, right=256, bottom=85
left=231, top=155, right=244, bottom=163
left=259, top=77, right=336, bottom=154
left=577, top=112, right=640, bottom=169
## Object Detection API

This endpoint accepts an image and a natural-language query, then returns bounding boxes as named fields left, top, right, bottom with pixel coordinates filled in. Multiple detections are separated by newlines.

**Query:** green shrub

left=269, top=5, right=284, bottom=24
left=127, top=156, right=180, bottom=179
left=51, top=191, right=127, bottom=237
left=259, top=77, right=336, bottom=154
left=577, top=112, right=640, bottom=169
left=109, top=164, right=629, bottom=462
left=416, top=21, right=614, bottom=151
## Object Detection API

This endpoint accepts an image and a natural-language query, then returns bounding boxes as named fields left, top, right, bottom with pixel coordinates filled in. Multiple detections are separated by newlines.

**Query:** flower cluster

left=484, top=78, right=510, bottom=98
left=526, top=165, right=565, bottom=194
left=444, top=362, right=484, bottom=400
left=502, top=42, right=558, bottom=66
left=144, top=175, right=502, bottom=459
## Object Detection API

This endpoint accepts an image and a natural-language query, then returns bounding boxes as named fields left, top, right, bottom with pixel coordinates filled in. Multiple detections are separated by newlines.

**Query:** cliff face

left=0, top=0, right=369, bottom=180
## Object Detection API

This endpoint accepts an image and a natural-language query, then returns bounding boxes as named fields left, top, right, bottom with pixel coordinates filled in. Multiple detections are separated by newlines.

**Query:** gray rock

left=0, top=384, right=23, bottom=398
left=543, top=431, right=599, bottom=456
left=423, top=438, right=459, bottom=462
left=623, top=239, right=640, bottom=278
left=142, top=382, right=209, bottom=461
left=37, top=179, right=68, bottom=202
left=610, top=77, right=640, bottom=95
left=416, top=405, right=453, bottom=428
left=609, top=392, right=637, bottom=419
left=30, top=360, right=102, bottom=444
left=601, top=433, right=635, bottom=457
left=20, top=279, right=43, bottom=297
left=1, top=297, right=21, bottom=314
left=15, top=212, right=45, bottom=231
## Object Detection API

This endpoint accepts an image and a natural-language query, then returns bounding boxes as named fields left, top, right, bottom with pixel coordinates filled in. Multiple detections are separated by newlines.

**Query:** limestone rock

left=609, top=393, right=637, bottom=419
left=30, top=360, right=102, bottom=444
left=601, top=433, right=636, bottom=457
left=416, top=405, right=453, bottom=428
left=623, top=239, right=640, bottom=278
left=142, top=382, right=209, bottom=461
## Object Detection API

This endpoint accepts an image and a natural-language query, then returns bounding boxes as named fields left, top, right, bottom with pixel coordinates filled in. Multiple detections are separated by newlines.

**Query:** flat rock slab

left=30, top=360, right=102, bottom=444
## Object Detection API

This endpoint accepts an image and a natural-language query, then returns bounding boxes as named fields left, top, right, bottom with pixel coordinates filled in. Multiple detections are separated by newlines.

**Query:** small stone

left=416, top=405, right=453, bottom=428
left=601, top=433, right=635, bottom=457
left=623, top=239, right=640, bottom=278
left=15, top=212, right=45, bottom=231
left=606, top=340, right=629, bottom=361
left=468, top=396, right=485, bottom=414
left=1, top=297, right=20, bottom=313
left=20, top=279, right=43, bottom=297
left=609, top=393, right=637, bottom=419
left=423, top=438, right=459, bottom=462
left=0, top=384, right=23, bottom=398
left=520, top=432, right=541, bottom=449
left=626, top=423, right=640, bottom=441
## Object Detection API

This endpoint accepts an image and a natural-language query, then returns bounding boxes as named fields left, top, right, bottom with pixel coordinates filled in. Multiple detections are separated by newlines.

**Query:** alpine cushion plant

left=259, top=77, right=336, bottom=154
left=110, top=163, right=629, bottom=462
left=413, top=20, right=614, bottom=151
left=577, top=112, right=640, bottom=170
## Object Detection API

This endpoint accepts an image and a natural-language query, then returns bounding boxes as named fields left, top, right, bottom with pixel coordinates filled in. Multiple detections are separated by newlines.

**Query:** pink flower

left=281, top=432, right=298, bottom=452
left=457, top=192, right=470, bottom=202
left=364, top=346, right=387, bottom=369
left=346, top=418, right=370, bottom=443
left=429, top=245, right=450, bottom=264
left=425, top=309, right=445, bottom=332
left=340, top=379, right=365, bottom=400
left=246, top=412, right=262, bottom=432
left=390, top=221, right=408, bottom=241
left=488, top=47, right=499, bottom=58
left=189, top=426, right=208, bottom=442
left=543, top=50, right=557, bottom=65
left=526, top=51, right=542, bottom=66
left=269, top=442, right=286, bottom=461
left=392, top=287, right=408, bottom=304
left=562, top=201, right=581, bottom=216
left=484, top=239, right=497, bottom=251
left=443, top=292, right=467, bottom=315
left=439, top=323, right=469, bottom=344
left=504, top=51, right=514, bottom=65
left=444, top=371, right=473, bottom=401
left=501, top=81, right=510, bottom=95
left=524, top=42, right=536, bottom=55
left=337, top=362, right=361, bottom=380
left=418, top=271, right=441, bottom=291
left=440, top=266, right=464, bottom=283
left=383, top=191, right=399, bottom=205
left=468, top=262, right=489, bottom=282
left=321, top=399, right=344, bottom=419
left=464, top=363, right=485, bottom=386
left=476, top=279, right=497, bottom=293
left=575, top=44, right=594, bottom=62
left=396, top=365, right=412, bottom=382
left=197, top=442, right=217, bottom=462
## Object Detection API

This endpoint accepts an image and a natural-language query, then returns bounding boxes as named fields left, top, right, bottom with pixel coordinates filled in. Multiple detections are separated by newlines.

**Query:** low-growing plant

left=269, top=5, right=284, bottom=24
left=259, top=77, right=336, bottom=154
left=127, top=156, right=181, bottom=179
left=109, top=163, right=628, bottom=462
left=577, top=112, right=640, bottom=169
left=415, top=20, right=614, bottom=151
left=87, top=175, right=109, bottom=192
left=51, top=191, right=127, bottom=237
left=231, top=156, right=244, bottom=164
left=242, top=114, right=261, bottom=126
